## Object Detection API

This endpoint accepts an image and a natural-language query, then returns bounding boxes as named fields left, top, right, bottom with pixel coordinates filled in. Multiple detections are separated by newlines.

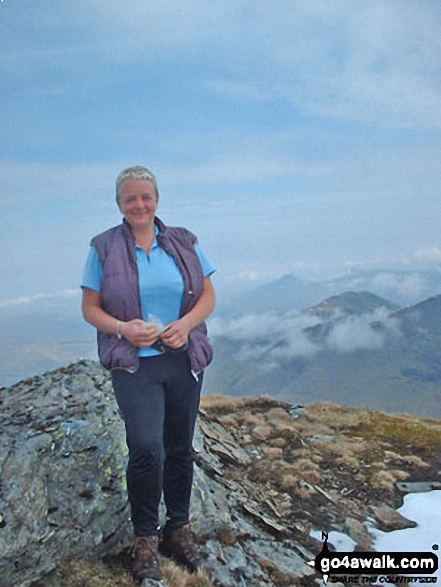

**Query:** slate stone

left=1, top=359, right=437, bottom=587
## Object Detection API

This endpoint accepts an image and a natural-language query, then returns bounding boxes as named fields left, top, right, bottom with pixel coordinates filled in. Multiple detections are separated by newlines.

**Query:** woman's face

left=117, top=178, right=158, bottom=230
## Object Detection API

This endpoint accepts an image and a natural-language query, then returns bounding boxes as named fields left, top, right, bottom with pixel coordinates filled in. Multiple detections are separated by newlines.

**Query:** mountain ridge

left=206, top=291, right=441, bottom=418
left=219, top=268, right=441, bottom=317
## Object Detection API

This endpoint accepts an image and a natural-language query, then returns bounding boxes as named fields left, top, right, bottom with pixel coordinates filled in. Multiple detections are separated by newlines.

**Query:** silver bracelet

left=115, top=320, right=122, bottom=339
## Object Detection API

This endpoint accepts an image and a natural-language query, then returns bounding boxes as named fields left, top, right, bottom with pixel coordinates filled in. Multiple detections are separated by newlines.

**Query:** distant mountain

left=218, top=268, right=441, bottom=316
left=0, top=297, right=96, bottom=387
left=2, top=288, right=441, bottom=419
left=205, top=292, right=441, bottom=418
left=394, top=294, right=441, bottom=336
left=218, top=273, right=324, bottom=317
left=305, top=291, right=400, bottom=318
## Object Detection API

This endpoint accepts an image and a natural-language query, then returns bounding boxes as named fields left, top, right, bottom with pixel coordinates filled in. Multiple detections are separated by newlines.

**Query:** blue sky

left=1, top=0, right=441, bottom=309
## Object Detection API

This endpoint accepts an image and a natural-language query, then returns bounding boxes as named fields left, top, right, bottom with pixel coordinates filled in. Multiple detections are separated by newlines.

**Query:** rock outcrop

left=1, top=360, right=441, bottom=587
left=0, top=361, right=131, bottom=587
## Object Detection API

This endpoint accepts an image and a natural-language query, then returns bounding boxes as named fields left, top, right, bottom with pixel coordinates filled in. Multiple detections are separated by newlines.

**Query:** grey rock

left=190, top=467, right=235, bottom=539
left=289, top=405, right=306, bottom=419
left=2, top=359, right=435, bottom=587
left=397, top=481, right=441, bottom=493
left=343, top=517, right=374, bottom=550
left=369, top=504, right=417, bottom=531
left=0, top=361, right=131, bottom=587
left=203, top=539, right=270, bottom=587
left=1, top=360, right=318, bottom=587
left=199, top=420, right=251, bottom=466
left=244, top=539, right=315, bottom=579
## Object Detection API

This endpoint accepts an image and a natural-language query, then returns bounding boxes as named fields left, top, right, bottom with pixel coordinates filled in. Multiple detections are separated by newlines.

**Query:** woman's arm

left=81, top=287, right=159, bottom=347
left=159, top=276, right=216, bottom=349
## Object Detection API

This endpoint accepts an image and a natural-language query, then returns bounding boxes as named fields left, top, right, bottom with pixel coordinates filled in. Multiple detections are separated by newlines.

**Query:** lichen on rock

left=1, top=360, right=440, bottom=587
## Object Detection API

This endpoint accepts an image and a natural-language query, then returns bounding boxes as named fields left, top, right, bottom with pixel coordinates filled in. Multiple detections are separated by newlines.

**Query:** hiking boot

left=130, top=534, right=162, bottom=580
left=159, top=523, right=202, bottom=573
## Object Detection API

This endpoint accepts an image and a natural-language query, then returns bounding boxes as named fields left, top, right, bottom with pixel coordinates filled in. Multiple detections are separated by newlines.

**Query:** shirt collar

left=134, top=224, right=159, bottom=250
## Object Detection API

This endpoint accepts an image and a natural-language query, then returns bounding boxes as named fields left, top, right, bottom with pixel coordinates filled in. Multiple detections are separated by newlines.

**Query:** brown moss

left=241, top=413, right=264, bottom=427
left=303, top=402, right=366, bottom=430
left=200, top=394, right=281, bottom=415
left=269, top=569, right=298, bottom=587
left=346, top=411, right=441, bottom=458
left=38, top=556, right=214, bottom=587
left=280, top=473, right=298, bottom=491
left=216, top=415, right=239, bottom=428
left=295, top=485, right=314, bottom=500
left=261, top=446, right=284, bottom=459
left=299, top=468, right=321, bottom=485
left=215, top=527, right=237, bottom=546
left=369, top=470, right=399, bottom=492
left=37, top=559, right=136, bottom=587
left=404, top=454, right=430, bottom=467
left=335, top=455, right=360, bottom=468
left=269, top=437, right=288, bottom=448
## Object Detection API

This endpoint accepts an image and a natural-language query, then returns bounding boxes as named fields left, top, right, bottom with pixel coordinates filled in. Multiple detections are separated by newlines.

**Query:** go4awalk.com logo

left=309, top=532, right=439, bottom=584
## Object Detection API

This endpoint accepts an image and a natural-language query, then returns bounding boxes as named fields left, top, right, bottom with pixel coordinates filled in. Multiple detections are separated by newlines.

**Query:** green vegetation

left=350, top=410, right=441, bottom=458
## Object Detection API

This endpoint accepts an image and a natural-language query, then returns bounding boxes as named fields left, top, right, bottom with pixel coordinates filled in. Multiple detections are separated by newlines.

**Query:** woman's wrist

left=115, top=320, right=129, bottom=339
left=179, top=315, right=193, bottom=332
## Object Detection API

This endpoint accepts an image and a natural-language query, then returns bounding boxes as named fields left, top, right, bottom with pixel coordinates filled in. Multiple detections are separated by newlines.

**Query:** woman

left=81, top=166, right=216, bottom=581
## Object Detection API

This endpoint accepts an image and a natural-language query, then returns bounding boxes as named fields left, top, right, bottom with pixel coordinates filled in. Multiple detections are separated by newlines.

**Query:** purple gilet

left=91, top=216, right=213, bottom=373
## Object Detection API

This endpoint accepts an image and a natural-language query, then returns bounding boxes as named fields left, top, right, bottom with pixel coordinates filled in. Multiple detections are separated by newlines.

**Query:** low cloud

left=210, top=313, right=320, bottom=344
left=413, top=247, right=441, bottom=264
left=209, top=306, right=401, bottom=370
left=209, top=313, right=322, bottom=372
left=325, top=308, right=401, bottom=353
left=369, top=272, right=426, bottom=302
left=0, top=290, right=80, bottom=310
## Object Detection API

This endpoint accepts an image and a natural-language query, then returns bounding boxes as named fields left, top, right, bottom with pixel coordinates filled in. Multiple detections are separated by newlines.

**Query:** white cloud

left=210, top=312, right=322, bottom=366
left=4, top=0, right=439, bottom=127
left=1, top=0, right=440, bottom=304
left=413, top=247, right=441, bottom=264
left=0, top=289, right=80, bottom=310
left=210, top=306, right=402, bottom=369
left=204, top=1, right=441, bottom=128
left=326, top=308, right=401, bottom=353
left=209, top=313, right=295, bottom=341
left=369, top=273, right=427, bottom=302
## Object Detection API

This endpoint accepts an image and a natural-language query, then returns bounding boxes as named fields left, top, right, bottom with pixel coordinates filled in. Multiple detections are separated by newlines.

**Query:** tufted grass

left=37, top=557, right=214, bottom=587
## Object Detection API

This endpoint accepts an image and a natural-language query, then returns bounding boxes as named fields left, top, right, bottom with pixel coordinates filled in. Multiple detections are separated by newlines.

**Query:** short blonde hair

left=116, top=166, right=159, bottom=200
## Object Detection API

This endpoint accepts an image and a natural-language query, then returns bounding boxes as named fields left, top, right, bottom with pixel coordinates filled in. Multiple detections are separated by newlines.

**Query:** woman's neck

left=131, top=222, right=154, bottom=237
left=131, top=222, right=155, bottom=252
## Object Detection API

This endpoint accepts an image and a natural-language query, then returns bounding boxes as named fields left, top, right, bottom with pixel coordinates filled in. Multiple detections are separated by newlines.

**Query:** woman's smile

left=117, top=178, right=158, bottom=229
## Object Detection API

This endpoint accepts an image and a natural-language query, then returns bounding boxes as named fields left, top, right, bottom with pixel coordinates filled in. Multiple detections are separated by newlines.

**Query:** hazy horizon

left=1, top=0, right=440, bottom=311
left=1, top=269, right=440, bottom=389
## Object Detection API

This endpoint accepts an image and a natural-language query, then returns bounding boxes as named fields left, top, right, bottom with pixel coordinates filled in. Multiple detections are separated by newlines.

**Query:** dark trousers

left=111, top=352, right=203, bottom=537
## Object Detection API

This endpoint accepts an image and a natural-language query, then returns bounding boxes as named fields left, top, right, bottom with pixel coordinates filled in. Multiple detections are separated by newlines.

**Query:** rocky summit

left=1, top=360, right=441, bottom=587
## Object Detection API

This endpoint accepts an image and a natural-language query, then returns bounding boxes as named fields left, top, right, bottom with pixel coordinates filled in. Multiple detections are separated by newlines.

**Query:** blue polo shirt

left=81, top=226, right=215, bottom=357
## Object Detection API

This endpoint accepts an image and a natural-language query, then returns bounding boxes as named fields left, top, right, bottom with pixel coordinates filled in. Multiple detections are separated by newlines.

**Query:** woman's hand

left=159, top=319, right=190, bottom=349
left=82, top=289, right=160, bottom=348
left=157, top=277, right=216, bottom=350
left=121, top=319, right=159, bottom=348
